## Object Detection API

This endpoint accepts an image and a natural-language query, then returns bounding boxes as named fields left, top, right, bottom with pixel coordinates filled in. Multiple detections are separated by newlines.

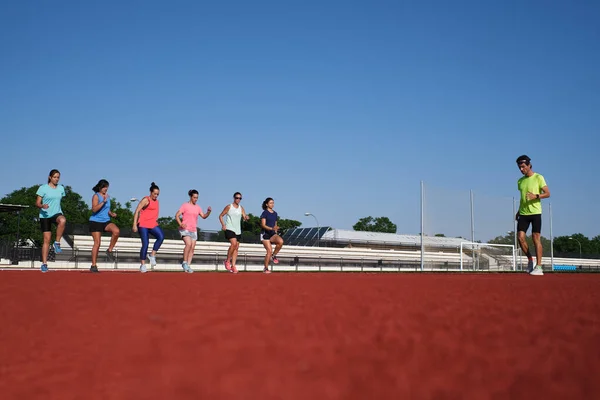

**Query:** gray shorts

left=179, top=229, right=198, bottom=241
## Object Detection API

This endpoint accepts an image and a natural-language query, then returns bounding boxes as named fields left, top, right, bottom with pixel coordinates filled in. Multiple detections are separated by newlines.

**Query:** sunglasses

left=234, top=197, right=242, bottom=200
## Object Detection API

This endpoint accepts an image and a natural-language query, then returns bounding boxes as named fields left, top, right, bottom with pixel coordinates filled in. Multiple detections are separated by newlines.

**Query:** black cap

left=516, top=155, right=531, bottom=165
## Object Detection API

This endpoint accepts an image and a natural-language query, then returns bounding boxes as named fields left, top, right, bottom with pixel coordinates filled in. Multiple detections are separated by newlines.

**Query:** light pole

left=569, top=237, right=582, bottom=259
left=304, top=212, right=320, bottom=247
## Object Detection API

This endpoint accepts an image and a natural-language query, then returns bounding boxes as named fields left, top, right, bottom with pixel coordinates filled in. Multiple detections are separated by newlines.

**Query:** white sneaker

left=530, top=265, right=544, bottom=276
left=148, top=255, right=157, bottom=267
left=140, top=264, right=148, bottom=273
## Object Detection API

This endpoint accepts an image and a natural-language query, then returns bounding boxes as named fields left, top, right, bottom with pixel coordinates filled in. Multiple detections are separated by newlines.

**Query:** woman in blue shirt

left=260, top=197, right=284, bottom=273
left=89, top=179, right=120, bottom=273
left=35, top=169, right=66, bottom=273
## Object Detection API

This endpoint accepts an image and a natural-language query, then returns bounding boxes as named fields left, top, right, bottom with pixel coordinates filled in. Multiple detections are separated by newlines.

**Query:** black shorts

left=40, top=214, right=63, bottom=232
left=517, top=214, right=542, bottom=234
left=224, top=230, right=242, bottom=241
left=261, top=231, right=276, bottom=241
left=89, top=221, right=110, bottom=233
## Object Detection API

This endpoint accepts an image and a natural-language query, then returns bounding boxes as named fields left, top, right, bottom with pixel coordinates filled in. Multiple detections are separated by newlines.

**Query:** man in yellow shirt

left=516, top=155, right=550, bottom=276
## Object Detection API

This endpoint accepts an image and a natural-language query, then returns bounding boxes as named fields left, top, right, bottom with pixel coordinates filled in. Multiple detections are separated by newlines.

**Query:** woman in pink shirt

left=175, top=189, right=212, bottom=273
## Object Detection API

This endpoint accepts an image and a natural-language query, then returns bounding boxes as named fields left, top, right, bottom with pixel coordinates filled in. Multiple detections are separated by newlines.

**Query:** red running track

left=1, top=271, right=599, bottom=399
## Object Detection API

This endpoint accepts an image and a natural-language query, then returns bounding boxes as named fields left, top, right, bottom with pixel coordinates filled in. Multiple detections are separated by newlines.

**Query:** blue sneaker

left=527, top=258, right=534, bottom=273
left=182, top=262, right=193, bottom=273
left=41, top=264, right=48, bottom=273
left=53, top=242, right=62, bottom=253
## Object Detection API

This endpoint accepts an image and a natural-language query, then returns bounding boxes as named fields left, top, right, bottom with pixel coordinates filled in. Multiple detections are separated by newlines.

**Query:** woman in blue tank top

left=88, top=179, right=120, bottom=273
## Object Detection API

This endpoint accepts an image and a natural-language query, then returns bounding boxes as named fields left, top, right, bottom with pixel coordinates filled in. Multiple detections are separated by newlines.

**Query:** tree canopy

left=489, top=231, right=600, bottom=257
left=353, top=216, right=397, bottom=234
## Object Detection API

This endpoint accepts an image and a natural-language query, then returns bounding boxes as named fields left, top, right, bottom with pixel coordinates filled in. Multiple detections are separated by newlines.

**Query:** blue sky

left=1, top=0, right=598, bottom=241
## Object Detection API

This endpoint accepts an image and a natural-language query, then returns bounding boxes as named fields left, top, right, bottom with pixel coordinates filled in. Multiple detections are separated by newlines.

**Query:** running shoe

left=182, top=262, right=193, bottom=274
left=530, top=265, right=544, bottom=276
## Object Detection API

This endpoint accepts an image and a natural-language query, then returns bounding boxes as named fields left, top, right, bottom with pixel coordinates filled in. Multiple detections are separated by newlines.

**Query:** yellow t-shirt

left=517, top=173, right=547, bottom=215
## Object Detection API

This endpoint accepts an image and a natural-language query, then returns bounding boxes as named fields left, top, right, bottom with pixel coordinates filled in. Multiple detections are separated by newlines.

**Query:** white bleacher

left=5, top=233, right=598, bottom=272
left=19, top=234, right=464, bottom=272
left=321, top=229, right=465, bottom=249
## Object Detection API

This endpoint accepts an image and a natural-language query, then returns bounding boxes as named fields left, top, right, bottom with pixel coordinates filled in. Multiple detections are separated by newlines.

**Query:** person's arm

left=526, top=185, right=550, bottom=200
left=132, top=197, right=149, bottom=231
left=241, top=206, right=250, bottom=221
left=261, top=217, right=275, bottom=232
left=36, top=195, right=48, bottom=210
left=200, top=206, right=212, bottom=219
left=91, top=193, right=108, bottom=213
left=219, top=205, right=231, bottom=230
left=176, top=208, right=186, bottom=229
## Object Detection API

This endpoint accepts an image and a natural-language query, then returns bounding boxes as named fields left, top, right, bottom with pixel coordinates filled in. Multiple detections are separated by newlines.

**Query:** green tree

left=553, top=233, right=596, bottom=257
left=157, top=216, right=180, bottom=231
left=353, top=216, right=397, bottom=234
left=592, top=235, right=600, bottom=255
left=108, top=198, right=135, bottom=230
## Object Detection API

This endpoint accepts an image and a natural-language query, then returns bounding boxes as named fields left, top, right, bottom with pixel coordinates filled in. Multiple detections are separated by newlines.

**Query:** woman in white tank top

left=218, top=192, right=249, bottom=273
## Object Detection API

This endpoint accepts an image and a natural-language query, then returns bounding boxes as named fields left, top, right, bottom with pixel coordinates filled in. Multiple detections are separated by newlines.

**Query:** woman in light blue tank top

left=88, top=179, right=120, bottom=273
left=218, top=192, right=249, bottom=273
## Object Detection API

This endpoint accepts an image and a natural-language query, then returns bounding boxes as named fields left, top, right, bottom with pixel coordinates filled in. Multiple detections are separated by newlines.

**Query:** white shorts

left=179, top=229, right=198, bottom=241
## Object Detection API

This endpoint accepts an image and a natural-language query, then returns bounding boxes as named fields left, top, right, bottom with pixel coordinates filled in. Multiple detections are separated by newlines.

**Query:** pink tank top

left=138, top=196, right=159, bottom=229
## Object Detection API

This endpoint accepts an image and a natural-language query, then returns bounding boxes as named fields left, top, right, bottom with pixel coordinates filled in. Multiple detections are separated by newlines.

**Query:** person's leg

left=146, top=226, right=164, bottom=267
left=226, top=237, right=238, bottom=270
left=139, top=227, right=150, bottom=264
left=532, top=214, right=543, bottom=269
left=517, top=231, right=530, bottom=256
left=187, top=240, right=197, bottom=266
left=270, top=235, right=284, bottom=262
left=231, top=239, right=240, bottom=267
left=182, top=235, right=193, bottom=264
left=150, top=226, right=164, bottom=256
left=54, top=215, right=66, bottom=253
left=532, top=232, right=543, bottom=266
left=517, top=215, right=534, bottom=272
left=39, top=217, right=51, bottom=271
left=105, top=223, right=120, bottom=253
left=262, top=239, right=273, bottom=271
left=91, top=231, right=102, bottom=267
left=41, top=231, right=51, bottom=266
left=230, top=240, right=241, bottom=273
